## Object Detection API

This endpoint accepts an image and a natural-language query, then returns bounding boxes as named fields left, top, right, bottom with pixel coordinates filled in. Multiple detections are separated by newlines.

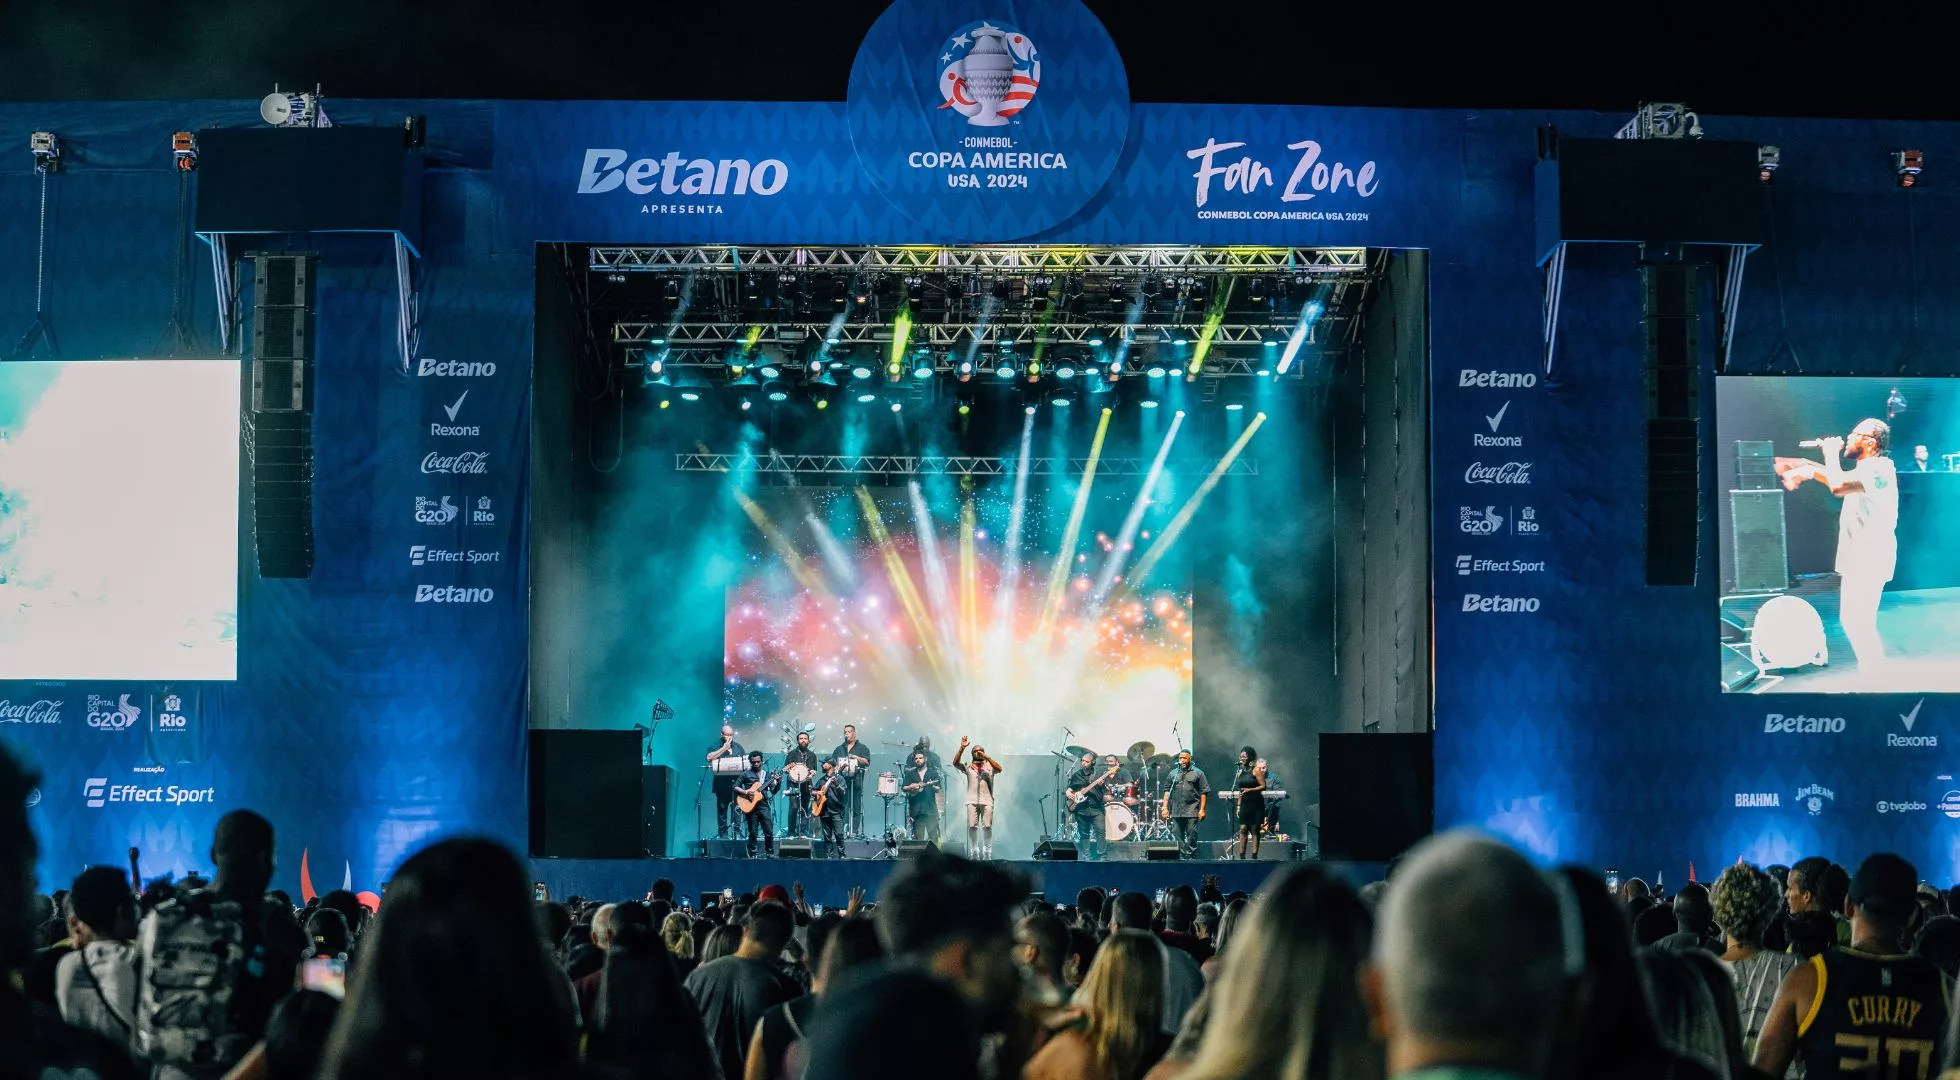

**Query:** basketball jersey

left=1799, top=947, right=1949, bottom=1079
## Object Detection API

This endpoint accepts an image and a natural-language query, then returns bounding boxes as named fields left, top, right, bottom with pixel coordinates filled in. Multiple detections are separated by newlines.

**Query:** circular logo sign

left=847, top=0, right=1131, bottom=241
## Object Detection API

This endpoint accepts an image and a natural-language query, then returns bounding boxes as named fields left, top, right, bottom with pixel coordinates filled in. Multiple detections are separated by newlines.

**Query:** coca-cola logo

left=0, top=699, right=62, bottom=725
left=1464, top=461, right=1531, bottom=485
left=421, top=451, right=489, bottom=475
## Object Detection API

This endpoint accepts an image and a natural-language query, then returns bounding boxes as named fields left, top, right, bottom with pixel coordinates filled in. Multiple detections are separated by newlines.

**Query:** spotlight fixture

left=912, top=357, right=935, bottom=380
left=891, top=401, right=903, bottom=413
left=1146, top=363, right=1168, bottom=379
left=1248, top=277, right=1268, bottom=303
left=1139, top=399, right=1160, bottom=409
left=28, top=131, right=59, bottom=173
left=757, top=364, right=782, bottom=379
left=1757, top=145, right=1780, bottom=184
left=958, top=359, right=975, bottom=382
left=171, top=131, right=198, bottom=172
left=856, top=391, right=878, bottom=403
left=907, top=277, right=925, bottom=304
left=996, top=359, right=1018, bottom=380
left=958, top=402, right=972, bottom=416
left=1056, top=363, right=1077, bottom=380
left=1025, top=405, right=1037, bottom=415
left=1896, top=150, right=1924, bottom=188
left=852, top=362, right=874, bottom=380
left=1087, top=331, right=1107, bottom=347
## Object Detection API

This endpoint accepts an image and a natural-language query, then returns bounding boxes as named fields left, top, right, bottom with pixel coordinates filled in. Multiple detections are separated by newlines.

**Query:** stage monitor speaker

left=898, top=841, right=933, bottom=857
left=641, top=765, right=672, bottom=859
left=778, top=839, right=814, bottom=860
left=1729, top=489, right=1789, bottom=593
left=1033, top=841, right=1078, bottom=861
left=529, top=730, right=644, bottom=859
left=1318, top=733, right=1432, bottom=862
left=1145, top=843, right=1182, bottom=861
left=1734, top=440, right=1776, bottom=491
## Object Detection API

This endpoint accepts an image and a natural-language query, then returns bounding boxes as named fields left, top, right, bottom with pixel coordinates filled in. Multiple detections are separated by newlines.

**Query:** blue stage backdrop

left=8, top=35, right=1960, bottom=894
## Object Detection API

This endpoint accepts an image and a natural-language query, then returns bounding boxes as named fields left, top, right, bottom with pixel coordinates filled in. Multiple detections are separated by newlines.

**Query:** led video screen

left=725, top=478, right=1192, bottom=757
left=0, top=359, right=240, bottom=681
left=1717, top=376, right=1960, bottom=693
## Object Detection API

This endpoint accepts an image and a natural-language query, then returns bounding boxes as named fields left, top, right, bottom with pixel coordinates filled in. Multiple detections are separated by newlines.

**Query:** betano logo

left=417, top=359, right=496, bottom=378
left=415, top=585, right=495, bottom=604
left=1765, top=713, right=1845, bottom=735
left=1461, top=593, right=1539, bottom=613
left=1459, top=369, right=1538, bottom=389
left=576, top=150, right=789, bottom=197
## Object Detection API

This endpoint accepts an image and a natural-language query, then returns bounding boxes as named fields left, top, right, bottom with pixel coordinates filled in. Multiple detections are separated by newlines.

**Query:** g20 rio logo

left=86, top=695, right=140, bottom=731
left=938, top=22, right=1039, bottom=127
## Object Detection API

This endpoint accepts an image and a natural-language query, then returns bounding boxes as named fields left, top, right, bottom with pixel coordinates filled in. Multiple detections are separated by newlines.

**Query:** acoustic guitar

left=810, top=777, right=833, bottom=818
left=736, top=773, right=771, bottom=815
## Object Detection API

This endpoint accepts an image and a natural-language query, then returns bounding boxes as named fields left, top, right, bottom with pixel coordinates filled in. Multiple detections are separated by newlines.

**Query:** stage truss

left=676, top=452, right=1258, bottom=478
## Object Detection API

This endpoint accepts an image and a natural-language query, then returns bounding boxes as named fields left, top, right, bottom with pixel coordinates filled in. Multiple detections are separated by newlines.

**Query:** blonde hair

left=1180, top=867, right=1382, bottom=1080
left=661, top=911, right=694, bottom=959
left=1071, top=929, right=1165, bottom=1080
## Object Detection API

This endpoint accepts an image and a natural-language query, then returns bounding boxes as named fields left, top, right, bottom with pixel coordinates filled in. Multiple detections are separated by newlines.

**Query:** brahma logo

left=85, top=694, right=141, bottom=731
left=0, top=699, right=61, bottom=725
left=422, top=451, right=488, bottom=476
left=1460, top=369, right=1538, bottom=389
left=1765, top=713, right=1845, bottom=734
left=1465, top=462, right=1531, bottom=485
left=415, top=585, right=495, bottom=604
left=1796, top=783, right=1834, bottom=816
left=1462, top=593, right=1539, bottom=613
left=938, top=21, right=1039, bottom=128
left=1734, top=793, right=1780, bottom=807
left=417, top=359, right=496, bottom=378
left=415, top=496, right=459, bottom=525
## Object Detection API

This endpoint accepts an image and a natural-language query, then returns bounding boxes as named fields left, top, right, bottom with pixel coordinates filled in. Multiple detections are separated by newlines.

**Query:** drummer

left=783, top=731, right=821, bottom=837
left=1103, top=754, right=1138, bottom=805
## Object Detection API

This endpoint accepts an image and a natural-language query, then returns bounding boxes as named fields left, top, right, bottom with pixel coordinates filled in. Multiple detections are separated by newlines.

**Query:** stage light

left=740, top=399, right=754, bottom=411
left=1088, top=332, right=1106, bottom=346
left=958, top=402, right=971, bottom=415
left=891, top=401, right=903, bottom=413
left=1256, top=368, right=1272, bottom=377
left=852, top=364, right=874, bottom=379
left=1056, top=364, right=1077, bottom=380
left=680, top=391, right=701, bottom=402
left=758, top=364, right=781, bottom=378
left=816, top=399, right=829, bottom=410
left=825, top=334, right=841, bottom=345
left=887, top=360, right=902, bottom=378
left=1224, top=402, right=1244, bottom=411
left=1140, top=400, right=1159, bottom=409
left=912, top=360, right=934, bottom=379
left=958, top=359, right=975, bottom=382
left=1248, top=277, right=1268, bottom=303
left=1052, top=396, right=1072, bottom=407
left=907, top=277, right=925, bottom=303
left=1028, top=360, right=1042, bottom=378
left=646, top=337, right=667, bottom=345
left=857, top=391, right=878, bottom=403
left=663, top=279, right=682, bottom=304
left=658, top=399, right=671, bottom=410
left=744, top=273, right=761, bottom=300
left=1146, top=364, right=1168, bottom=379
left=996, top=361, right=1017, bottom=380
left=832, top=277, right=849, bottom=308
left=1896, top=149, right=1924, bottom=188
left=1025, top=405, right=1037, bottom=415
left=647, top=357, right=665, bottom=377
left=992, top=278, right=1012, bottom=301
left=768, top=390, right=788, bottom=402
left=1758, top=145, right=1780, bottom=184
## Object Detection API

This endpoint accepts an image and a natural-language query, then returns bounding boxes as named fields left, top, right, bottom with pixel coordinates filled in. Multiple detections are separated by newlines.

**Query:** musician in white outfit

left=1784, top=418, right=1899, bottom=670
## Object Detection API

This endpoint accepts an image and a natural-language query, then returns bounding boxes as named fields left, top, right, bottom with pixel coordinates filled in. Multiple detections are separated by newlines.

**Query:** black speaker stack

left=1641, top=252, right=1700, bottom=586
left=243, top=253, right=317, bottom=579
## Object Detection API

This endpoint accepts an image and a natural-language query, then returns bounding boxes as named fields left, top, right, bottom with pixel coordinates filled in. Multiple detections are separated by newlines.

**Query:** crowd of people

left=8, top=737, right=1960, bottom=1079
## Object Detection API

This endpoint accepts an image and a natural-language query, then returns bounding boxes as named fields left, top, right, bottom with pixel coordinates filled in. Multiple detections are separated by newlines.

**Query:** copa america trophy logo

left=938, top=21, right=1040, bottom=127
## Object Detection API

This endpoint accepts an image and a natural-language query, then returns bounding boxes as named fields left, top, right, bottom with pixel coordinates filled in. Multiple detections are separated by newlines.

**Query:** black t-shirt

left=904, top=765, right=941, bottom=813
left=0, top=993, right=144, bottom=1080
left=709, top=740, right=746, bottom=786
left=1798, top=948, right=1948, bottom=1079
left=813, top=774, right=845, bottom=816
left=831, top=741, right=871, bottom=776
left=754, top=994, right=818, bottom=1080
left=1067, top=767, right=1107, bottom=811
left=784, top=747, right=819, bottom=783
left=684, top=955, right=802, bottom=1080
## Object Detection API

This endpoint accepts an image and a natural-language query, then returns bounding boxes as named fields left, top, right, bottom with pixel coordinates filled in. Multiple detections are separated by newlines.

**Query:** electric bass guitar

left=735, top=773, right=773, bottom=815
left=1066, top=764, right=1120, bottom=808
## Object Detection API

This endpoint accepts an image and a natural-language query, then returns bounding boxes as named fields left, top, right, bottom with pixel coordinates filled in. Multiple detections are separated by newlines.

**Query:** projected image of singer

left=1779, top=419, right=1899, bottom=669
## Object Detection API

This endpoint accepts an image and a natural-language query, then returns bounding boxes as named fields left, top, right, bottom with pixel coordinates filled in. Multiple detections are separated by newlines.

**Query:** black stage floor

left=532, top=844, right=1334, bottom=909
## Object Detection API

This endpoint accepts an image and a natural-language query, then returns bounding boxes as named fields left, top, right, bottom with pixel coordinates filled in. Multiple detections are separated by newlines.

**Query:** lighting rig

left=591, top=245, right=1385, bottom=410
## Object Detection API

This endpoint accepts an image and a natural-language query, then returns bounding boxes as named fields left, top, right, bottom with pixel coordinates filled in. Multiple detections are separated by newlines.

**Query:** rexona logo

left=1796, top=783, right=1835, bottom=816
left=417, top=359, right=496, bottom=378
left=415, top=585, right=495, bottom=604
left=422, top=451, right=489, bottom=476
left=1462, top=593, right=1539, bottom=613
left=410, top=546, right=502, bottom=566
left=84, top=778, right=216, bottom=809
left=1459, top=369, right=1538, bottom=389
left=1476, top=401, right=1522, bottom=448
left=1465, top=462, right=1531, bottom=485
left=1765, top=713, right=1846, bottom=734
left=432, top=391, right=479, bottom=437
left=1735, top=793, right=1780, bottom=807
left=0, top=699, right=62, bottom=725
left=576, top=150, right=789, bottom=196
left=415, top=496, right=460, bottom=525
left=1889, top=699, right=1935, bottom=747
left=1878, top=800, right=1928, bottom=814
left=85, top=694, right=141, bottom=731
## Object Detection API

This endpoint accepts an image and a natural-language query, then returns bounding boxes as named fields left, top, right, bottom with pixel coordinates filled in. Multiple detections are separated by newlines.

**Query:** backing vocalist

left=1780, top=418, right=1898, bottom=668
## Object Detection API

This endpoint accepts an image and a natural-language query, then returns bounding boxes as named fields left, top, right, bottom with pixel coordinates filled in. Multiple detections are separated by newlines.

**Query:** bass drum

left=877, top=772, right=901, bottom=797
left=1104, top=803, right=1137, bottom=842
left=784, top=762, right=813, bottom=785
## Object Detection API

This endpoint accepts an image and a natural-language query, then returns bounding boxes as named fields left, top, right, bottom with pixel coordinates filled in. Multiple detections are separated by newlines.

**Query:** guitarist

left=736, top=751, right=777, bottom=858
left=811, top=759, right=847, bottom=853
left=1066, top=751, right=1118, bottom=861
left=902, top=750, right=944, bottom=846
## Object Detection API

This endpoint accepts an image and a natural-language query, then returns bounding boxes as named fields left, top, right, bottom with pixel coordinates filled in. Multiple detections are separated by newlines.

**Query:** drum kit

left=1050, top=738, right=1181, bottom=843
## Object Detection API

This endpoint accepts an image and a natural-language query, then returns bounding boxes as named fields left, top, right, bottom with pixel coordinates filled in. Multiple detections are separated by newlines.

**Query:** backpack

left=133, top=890, right=263, bottom=1070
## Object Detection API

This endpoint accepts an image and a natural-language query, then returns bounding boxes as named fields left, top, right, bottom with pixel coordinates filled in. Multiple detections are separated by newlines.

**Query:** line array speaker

left=1642, top=255, right=1700, bottom=586
left=246, top=253, right=318, bottom=578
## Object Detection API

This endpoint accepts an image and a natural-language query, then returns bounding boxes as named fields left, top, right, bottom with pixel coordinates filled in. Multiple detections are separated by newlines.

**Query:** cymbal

left=1145, top=753, right=1174, bottom=770
left=1126, top=740, right=1156, bottom=761
left=1065, top=745, right=1097, bottom=760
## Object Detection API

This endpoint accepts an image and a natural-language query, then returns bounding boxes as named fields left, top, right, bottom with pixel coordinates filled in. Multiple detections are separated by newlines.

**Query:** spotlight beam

left=982, top=413, right=1038, bottom=691
left=1094, top=410, right=1184, bottom=600
left=1125, top=411, right=1268, bottom=588
left=1276, top=301, right=1321, bottom=375
left=856, top=486, right=949, bottom=688
left=1035, top=407, right=1112, bottom=644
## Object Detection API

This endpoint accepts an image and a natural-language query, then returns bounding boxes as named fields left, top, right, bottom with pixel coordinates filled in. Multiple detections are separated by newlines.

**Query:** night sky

left=0, top=5, right=1948, bottom=123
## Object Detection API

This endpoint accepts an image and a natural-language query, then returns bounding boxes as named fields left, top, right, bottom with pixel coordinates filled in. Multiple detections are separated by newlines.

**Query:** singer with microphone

left=1780, top=419, right=1899, bottom=670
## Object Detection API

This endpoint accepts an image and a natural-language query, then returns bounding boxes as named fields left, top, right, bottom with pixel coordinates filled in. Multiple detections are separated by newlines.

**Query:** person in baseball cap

left=1754, top=853, right=1948, bottom=1077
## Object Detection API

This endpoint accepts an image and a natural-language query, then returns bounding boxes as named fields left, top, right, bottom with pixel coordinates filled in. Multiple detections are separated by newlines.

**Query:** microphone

left=1799, top=438, right=1843, bottom=449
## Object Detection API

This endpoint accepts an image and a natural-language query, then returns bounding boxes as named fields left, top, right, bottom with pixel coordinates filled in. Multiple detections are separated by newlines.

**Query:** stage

left=532, top=847, right=1352, bottom=910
